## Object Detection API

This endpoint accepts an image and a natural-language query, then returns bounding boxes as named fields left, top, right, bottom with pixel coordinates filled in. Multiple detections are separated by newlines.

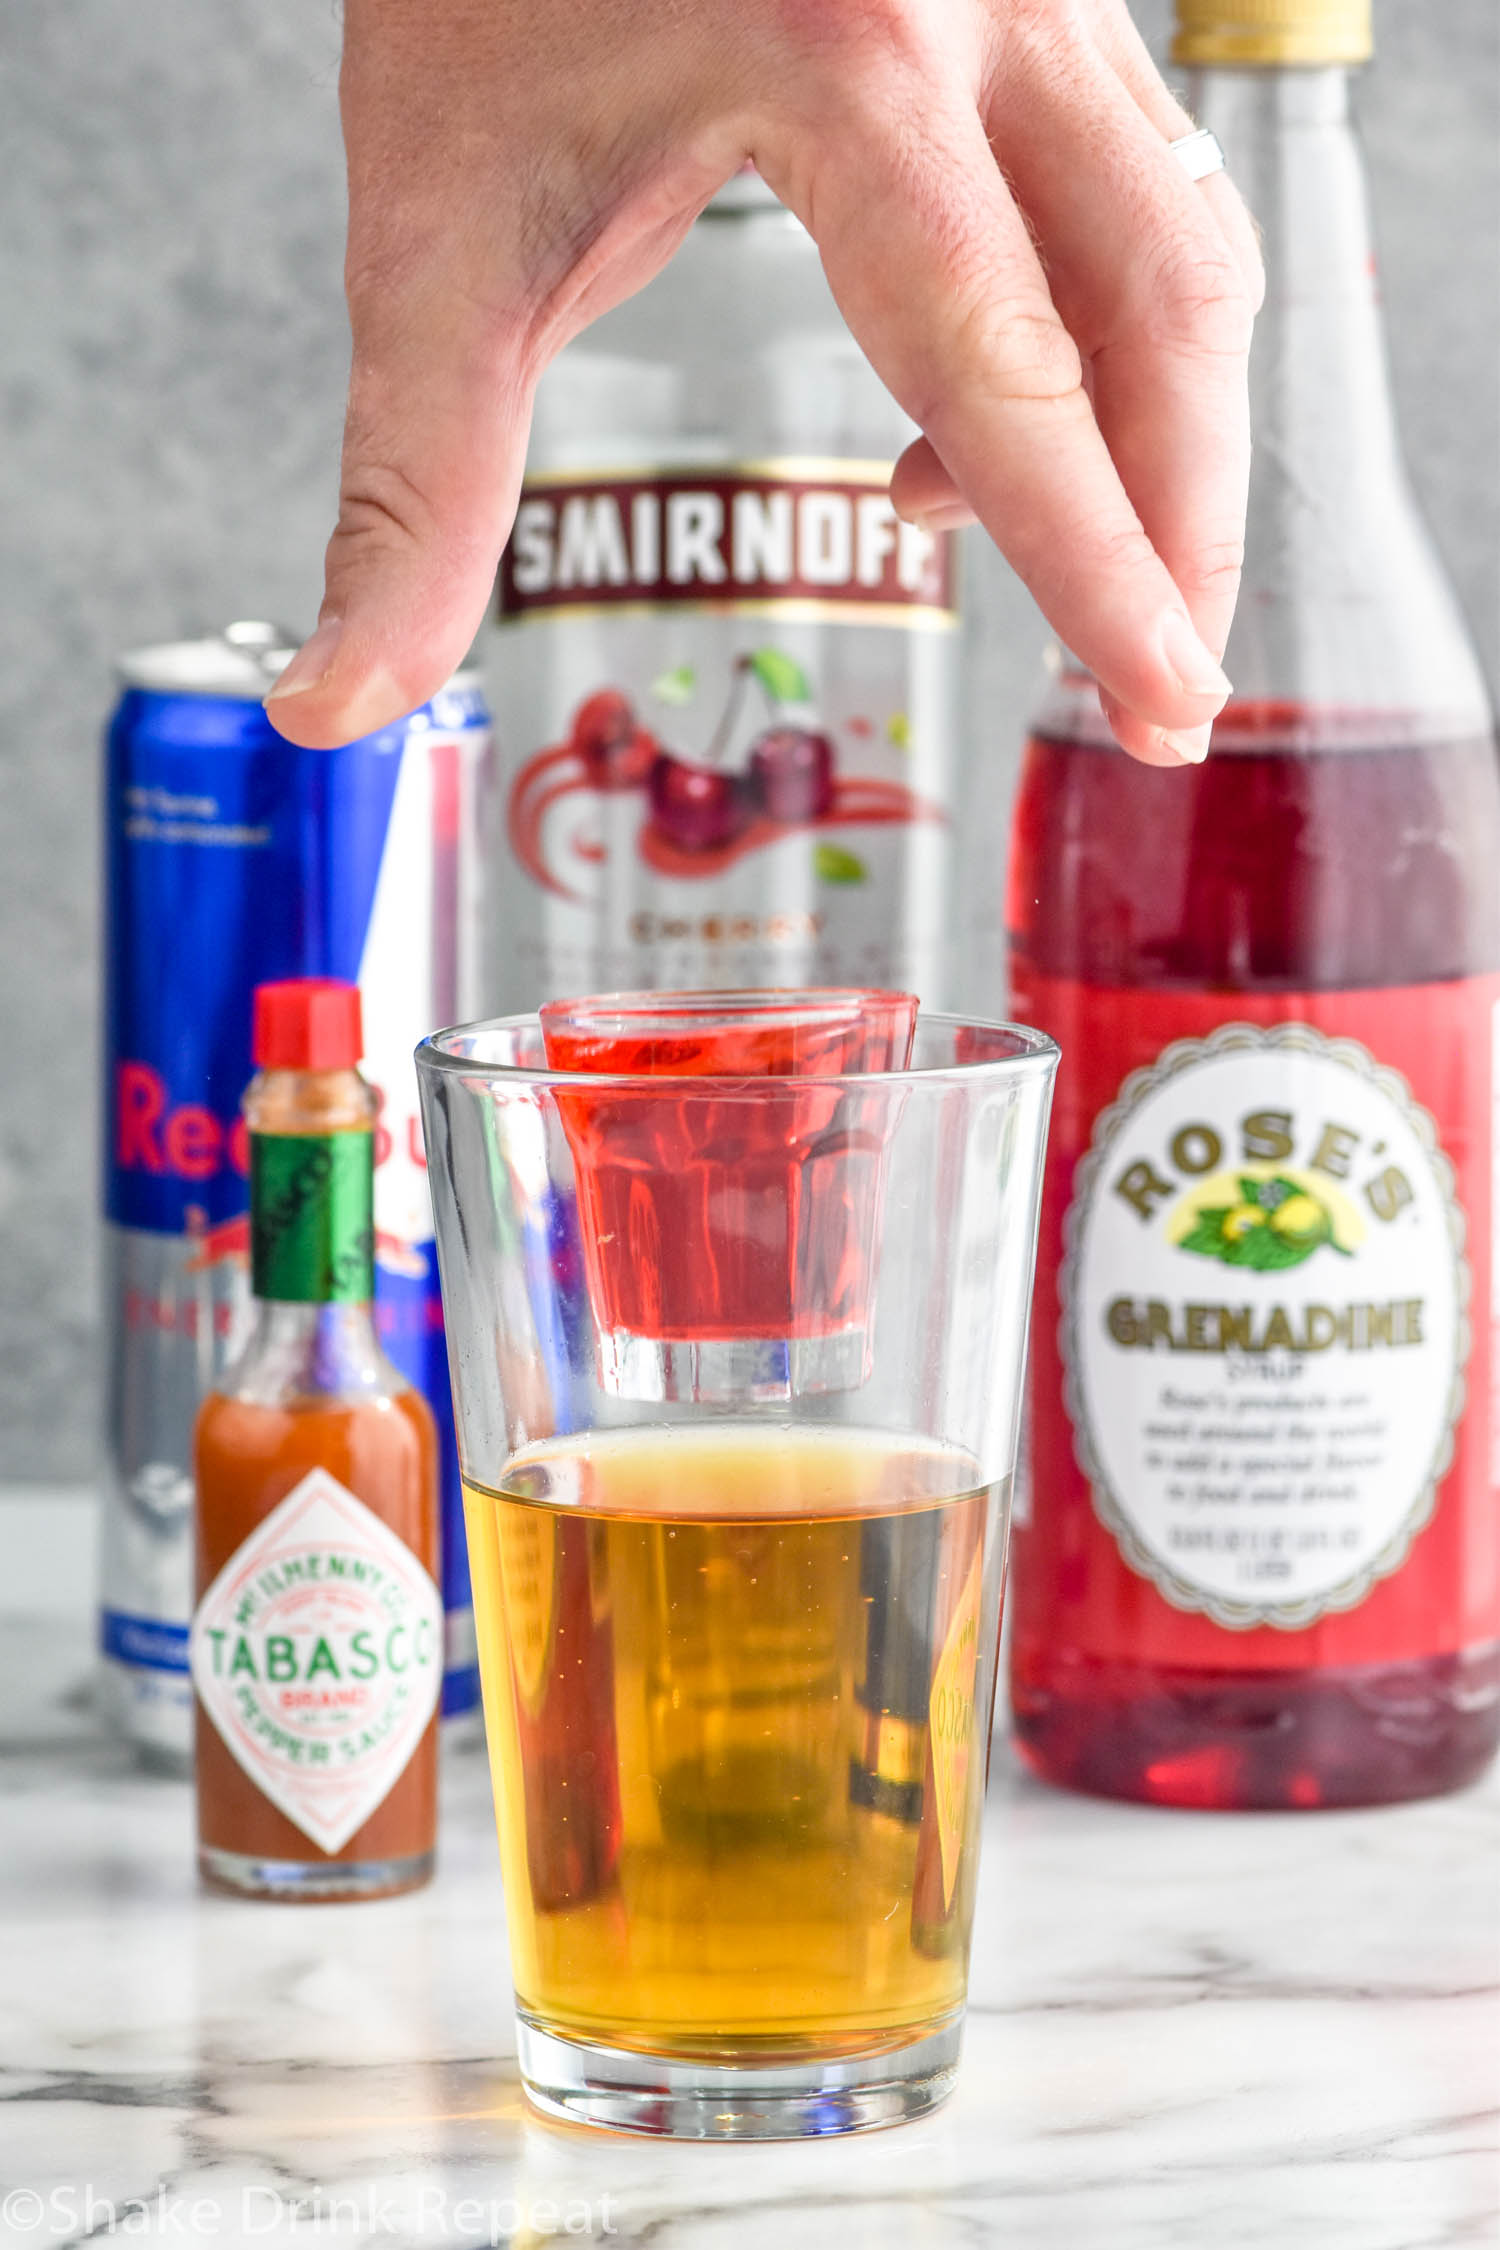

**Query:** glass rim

left=539, top=986, right=915, bottom=1034
left=415, top=1005, right=1059, bottom=1093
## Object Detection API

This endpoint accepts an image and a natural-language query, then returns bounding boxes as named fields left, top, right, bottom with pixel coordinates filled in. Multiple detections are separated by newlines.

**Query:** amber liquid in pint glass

left=465, top=1427, right=1003, bottom=2058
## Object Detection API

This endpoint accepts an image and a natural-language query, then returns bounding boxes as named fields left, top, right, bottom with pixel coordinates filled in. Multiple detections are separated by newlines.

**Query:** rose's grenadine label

left=1011, top=973, right=1500, bottom=1666
left=190, top=1467, right=443, bottom=1850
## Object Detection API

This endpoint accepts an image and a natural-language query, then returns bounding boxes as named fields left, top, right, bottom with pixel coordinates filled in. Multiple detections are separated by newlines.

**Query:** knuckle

left=767, top=0, right=986, bottom=108
left=333, top=457, right=439, bottom=559
left=994, top=0, right=1091, bottom=86
left=344, top=215, right=435, bottom=325
left=1182, top=533, right=1247, bottom=599
left=1087, top=519, right=1165, bottom=586
left=954, top=300, right=1086, bottom=409
left=771, top=0, right=915, bottom=50
left=1143, top=231, right=1256, bottom=357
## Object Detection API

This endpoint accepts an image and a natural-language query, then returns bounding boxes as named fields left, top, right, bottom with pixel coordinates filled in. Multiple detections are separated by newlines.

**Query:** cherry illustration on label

left=647, top=752, right=750, bottom=853
left=749, top=728, right=836, bottom=824
left=506, top=648, right=944, bottom=902
left=570, top=690, right=659, bottom=792
left=644, top=649, right=815, bottom=854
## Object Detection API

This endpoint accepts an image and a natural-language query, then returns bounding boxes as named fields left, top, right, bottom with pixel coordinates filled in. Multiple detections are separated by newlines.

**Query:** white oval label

left=1062, top=1024, right=1468, bottom=1629
left=190, top=1468, right=442, bottom=1851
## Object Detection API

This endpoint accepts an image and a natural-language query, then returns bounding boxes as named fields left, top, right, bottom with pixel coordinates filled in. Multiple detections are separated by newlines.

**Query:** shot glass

left=539, top=988, right=918, bottom=1400
left=417, top=1000, right=1056, bottom=2139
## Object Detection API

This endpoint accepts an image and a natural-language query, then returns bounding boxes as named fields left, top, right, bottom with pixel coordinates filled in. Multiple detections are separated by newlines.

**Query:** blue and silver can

left=102, top=622, right=494, bottom=1765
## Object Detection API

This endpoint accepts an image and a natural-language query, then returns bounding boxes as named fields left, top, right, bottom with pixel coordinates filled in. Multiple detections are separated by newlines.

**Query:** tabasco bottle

left=190, top=980, right=441, bottom=1894
left=1006, top=0, right=1500, bottom=1808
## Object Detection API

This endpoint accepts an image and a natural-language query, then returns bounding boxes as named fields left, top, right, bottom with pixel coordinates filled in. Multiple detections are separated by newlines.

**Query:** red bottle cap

left=253, top=980, right=364, bottom=1071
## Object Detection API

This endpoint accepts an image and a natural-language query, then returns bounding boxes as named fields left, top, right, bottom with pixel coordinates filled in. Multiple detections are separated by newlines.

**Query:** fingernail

left=912, top=502, right=977, bottom=533
left=1159, top=610, right=1231, bottom=701
left=1162, top=721, right=1213, bottom=764
left=265, top=617, right=343, bottom=702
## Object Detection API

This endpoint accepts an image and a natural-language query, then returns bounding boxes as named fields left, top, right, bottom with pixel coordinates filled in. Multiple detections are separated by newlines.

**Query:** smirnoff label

left=498, top=463, right=955, bottom=625
left=491, top=460, right=961, bottom=1010
left=190, top=1468, right=442, bottom=1851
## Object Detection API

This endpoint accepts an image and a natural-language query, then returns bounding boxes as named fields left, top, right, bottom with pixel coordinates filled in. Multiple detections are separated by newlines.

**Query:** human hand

left=266, top=0, right=1262, bottom=766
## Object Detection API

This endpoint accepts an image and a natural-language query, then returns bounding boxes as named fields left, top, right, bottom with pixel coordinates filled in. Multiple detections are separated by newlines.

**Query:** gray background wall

left=2, top=0, right=1495, bottom=1481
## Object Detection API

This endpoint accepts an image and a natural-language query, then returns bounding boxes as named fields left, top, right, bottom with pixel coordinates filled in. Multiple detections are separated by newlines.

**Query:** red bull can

left=102, top=622, right=494, bottom=1767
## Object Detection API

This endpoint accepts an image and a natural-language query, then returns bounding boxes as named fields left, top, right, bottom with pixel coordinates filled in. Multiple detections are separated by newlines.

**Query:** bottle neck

left=228, top=1298, right=392, bottom=1406
left=222, top=1066, right=400, bottom=1406
left=1182, top=64, right=1491, bottom=738
left=1191, top=67, right=1394, bottom=448
left=250, top=1126, right=376, bottom=1306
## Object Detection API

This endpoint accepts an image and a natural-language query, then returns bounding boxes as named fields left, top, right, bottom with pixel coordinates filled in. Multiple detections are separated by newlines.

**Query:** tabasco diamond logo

left=190, top=1468, right=442, bottom=1853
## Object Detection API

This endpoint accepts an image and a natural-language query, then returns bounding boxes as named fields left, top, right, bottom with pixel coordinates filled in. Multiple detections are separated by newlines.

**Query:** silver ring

left=1169, top=126, right=1227, bottom=183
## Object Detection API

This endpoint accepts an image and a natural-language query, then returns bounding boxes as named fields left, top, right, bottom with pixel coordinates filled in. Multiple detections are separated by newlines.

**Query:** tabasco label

left=1011, top=974, right=1500, bottom=1668
left=190, top=1469, right=443, bottom=1851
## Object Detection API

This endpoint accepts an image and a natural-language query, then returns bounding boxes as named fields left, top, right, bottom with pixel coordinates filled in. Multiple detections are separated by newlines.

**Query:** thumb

left=264, top=327, right=530, bottom=748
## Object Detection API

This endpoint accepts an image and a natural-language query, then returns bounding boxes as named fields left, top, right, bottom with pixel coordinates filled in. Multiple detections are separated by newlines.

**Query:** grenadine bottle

left=1006, top=0, right=1500, bottom=1807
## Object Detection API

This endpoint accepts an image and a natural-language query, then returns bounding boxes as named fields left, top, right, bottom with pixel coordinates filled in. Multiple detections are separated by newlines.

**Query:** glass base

left=597, top=1324, right=871, bottom=1404
left=199, top=1844, right=434, bottom=1901
left=514, top=2012, right=962, bottom=2139
left=1011, top=1642, right=1500, bottom=1809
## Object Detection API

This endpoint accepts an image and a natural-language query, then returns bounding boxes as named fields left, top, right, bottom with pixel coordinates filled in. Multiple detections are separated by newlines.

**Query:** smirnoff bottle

left=487, top=173, right=962, bottom=1008
left=1007, top=0, right=1500, bottom=1807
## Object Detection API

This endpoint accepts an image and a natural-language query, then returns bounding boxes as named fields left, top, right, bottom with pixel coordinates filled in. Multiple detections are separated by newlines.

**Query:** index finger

left=762, top=92, right=1233, bottom=753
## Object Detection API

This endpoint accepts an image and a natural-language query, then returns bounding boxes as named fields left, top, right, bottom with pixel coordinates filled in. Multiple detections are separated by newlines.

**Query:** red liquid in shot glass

left=540, top=991, right=916, bottom=1345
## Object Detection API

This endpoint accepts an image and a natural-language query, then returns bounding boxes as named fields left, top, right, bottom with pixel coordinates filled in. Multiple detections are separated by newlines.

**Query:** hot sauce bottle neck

left=244, top=1065, right=376, bottom=1141
left=246, top=977, right=374, bottom=1139
left=244, top=982, right=379, bottom=1321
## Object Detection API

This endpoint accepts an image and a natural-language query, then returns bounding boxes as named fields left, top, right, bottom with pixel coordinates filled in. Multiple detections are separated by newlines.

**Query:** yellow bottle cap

left=1172, top=0, right=1372, bottom=66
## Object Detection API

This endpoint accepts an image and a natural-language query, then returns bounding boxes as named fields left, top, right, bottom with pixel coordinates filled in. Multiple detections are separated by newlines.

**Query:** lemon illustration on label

left=1168, top=1167, right=1356, bottom=1272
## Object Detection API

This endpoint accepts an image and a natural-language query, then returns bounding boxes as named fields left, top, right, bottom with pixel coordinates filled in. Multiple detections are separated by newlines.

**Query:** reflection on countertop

left=0, top=1517, right=1497, bottom=2249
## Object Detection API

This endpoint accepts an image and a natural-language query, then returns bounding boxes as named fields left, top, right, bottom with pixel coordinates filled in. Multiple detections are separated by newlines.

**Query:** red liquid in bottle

left=1007, top=705, right=1500, bottom=1807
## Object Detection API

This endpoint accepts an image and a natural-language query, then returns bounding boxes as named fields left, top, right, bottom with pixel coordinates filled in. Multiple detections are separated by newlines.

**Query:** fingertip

left=1100, top=691, right=1214, bottom=769
left=1089, top=604, right=1232, bottom=740
left=263, top=616, right=344, bottom=707
left=908, top=500, right=977, bottom=533
left=890, top=438, right=974, bottom=530
left=263, top=646, right=415, bottom=750
left=1158, top=610, right=1232, bottom=703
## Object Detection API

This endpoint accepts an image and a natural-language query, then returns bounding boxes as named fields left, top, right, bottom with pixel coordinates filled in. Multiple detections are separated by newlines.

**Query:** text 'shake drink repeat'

left=1007, top=0, right=1500, bottom=1809
left=489, top=171, right=962, bottom=1010
left=102, top=623, right=493, bottom=1765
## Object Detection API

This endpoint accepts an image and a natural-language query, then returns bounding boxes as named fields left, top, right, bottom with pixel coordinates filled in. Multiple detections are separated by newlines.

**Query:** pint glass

left=417, top=996, right=1056, bottom=2137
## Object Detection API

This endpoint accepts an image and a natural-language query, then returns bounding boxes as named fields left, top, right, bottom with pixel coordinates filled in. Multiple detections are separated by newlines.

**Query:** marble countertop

left=1, top=1494, right=1497, bottom=2250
